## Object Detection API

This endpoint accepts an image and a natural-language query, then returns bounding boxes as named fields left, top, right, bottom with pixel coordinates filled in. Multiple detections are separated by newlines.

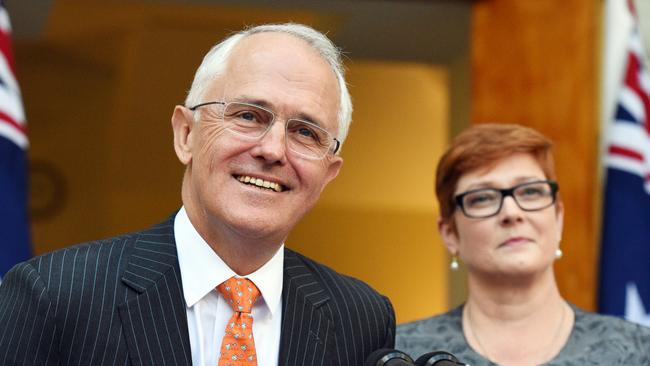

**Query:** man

left=0, top=23, right=395, bottom=365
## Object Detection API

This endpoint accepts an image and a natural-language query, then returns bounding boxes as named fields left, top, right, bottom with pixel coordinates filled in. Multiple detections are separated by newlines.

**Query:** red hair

left=436, top=123, right=556, bottom=226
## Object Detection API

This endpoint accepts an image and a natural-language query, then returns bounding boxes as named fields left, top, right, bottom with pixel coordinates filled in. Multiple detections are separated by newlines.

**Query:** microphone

left=415, top=351, right=466, bottom=366
left=365, top=348, right=415, bottom=366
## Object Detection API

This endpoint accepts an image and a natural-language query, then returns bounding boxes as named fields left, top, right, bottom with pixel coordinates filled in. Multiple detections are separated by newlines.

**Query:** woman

left=396, top=123, right=650, bottom=365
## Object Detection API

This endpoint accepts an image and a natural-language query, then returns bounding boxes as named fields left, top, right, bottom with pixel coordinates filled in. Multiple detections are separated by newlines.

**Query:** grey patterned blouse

left=396, top=304, right=650, bottom=365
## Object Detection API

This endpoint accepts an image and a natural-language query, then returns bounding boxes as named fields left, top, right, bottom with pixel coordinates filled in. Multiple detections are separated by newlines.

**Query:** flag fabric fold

left=599, top=0, right=650, bottom=326
left=0, top=1, right=30, bottom=281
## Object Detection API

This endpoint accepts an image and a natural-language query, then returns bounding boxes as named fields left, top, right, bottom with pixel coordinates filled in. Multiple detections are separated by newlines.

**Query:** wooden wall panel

left=471, top=0, right=600, bottom=310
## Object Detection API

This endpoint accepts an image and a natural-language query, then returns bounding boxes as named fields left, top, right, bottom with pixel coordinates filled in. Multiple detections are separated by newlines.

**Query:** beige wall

left=289, top=62, right=450, bottom=323
left=21, top=4, right=452, bottom=323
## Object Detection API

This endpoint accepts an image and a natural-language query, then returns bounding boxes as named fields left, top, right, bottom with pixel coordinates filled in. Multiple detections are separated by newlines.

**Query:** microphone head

left=415, top=351, right=464, bottom=366
left=364, top=348, right=415, bottom=366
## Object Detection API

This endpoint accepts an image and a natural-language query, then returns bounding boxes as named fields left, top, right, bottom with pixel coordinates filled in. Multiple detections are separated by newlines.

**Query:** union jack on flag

left=0, top=0, right=30, bottom=281
left=599, top=0, right=650, bottom=326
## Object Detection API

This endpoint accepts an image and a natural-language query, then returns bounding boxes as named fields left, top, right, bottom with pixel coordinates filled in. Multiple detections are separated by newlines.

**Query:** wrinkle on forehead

left=204, top=32, right=340, bottom=132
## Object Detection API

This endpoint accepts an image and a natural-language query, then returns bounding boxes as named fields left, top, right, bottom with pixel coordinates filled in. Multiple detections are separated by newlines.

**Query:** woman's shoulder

left=397, top=306, right=462, bottom=335
left=557, top=305, right=650, bottom=364
left=396, top=306, right=466, bottom=359
left=572, top=306, right=650, bottom=341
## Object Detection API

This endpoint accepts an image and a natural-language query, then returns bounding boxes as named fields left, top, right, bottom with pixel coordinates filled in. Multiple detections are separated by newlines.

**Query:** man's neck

left=182, top=209, right=285, bottom=276
left=205, top=234, right=282, bottom=276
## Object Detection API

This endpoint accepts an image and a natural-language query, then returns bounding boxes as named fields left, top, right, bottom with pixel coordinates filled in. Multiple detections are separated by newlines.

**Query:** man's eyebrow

left=294, top=112, right=325, bottom=128
left=231, top=96, right=326, bottom=128
left=230, top=95, right=271, bottom=108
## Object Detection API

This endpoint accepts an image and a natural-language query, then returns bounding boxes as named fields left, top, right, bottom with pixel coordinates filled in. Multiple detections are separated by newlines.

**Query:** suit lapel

left=279, top=249, right=334, bottom=366
left=118, top=218, right=192, bottom=366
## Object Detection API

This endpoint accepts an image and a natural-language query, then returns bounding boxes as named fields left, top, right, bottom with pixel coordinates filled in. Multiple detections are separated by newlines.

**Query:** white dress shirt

left=174, top=207, right=283, bottom=366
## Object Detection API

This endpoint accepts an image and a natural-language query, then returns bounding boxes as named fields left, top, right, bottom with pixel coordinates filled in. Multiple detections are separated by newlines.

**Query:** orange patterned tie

left=217, top=277, right=260, bottom=366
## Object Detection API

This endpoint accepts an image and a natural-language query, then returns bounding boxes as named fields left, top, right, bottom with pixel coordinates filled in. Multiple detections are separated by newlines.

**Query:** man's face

left=173, top=32, right=342, bottom=245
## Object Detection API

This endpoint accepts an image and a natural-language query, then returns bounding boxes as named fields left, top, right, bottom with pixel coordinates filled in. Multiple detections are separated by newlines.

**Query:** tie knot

left=217, top=277, right=260, bottom=314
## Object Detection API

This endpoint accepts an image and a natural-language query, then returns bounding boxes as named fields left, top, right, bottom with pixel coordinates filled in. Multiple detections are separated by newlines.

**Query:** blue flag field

left=0, top=1, right=30, bottom=281
left=599, top=0, right=650, bottom=325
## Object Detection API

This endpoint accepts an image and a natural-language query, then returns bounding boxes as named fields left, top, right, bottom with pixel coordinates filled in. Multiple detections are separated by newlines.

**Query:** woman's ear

left=554, top=199, right=565, bottom=243
left=438, top=216, right=459, bottom=255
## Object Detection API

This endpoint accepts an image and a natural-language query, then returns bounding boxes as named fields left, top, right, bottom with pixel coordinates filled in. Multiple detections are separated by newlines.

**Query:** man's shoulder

left=30, top=231, right=135, bottom=263
left=11, top=217, right=176, bottom=288
left=283, top=247, right=388, bottom=302
left=33, top=219, right=172, bottom=263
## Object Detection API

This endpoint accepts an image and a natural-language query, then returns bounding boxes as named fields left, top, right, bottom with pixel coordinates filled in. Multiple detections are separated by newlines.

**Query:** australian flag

left=599, top=0, right=650, bottom=325
left=0, top=1, right=30, bottom=282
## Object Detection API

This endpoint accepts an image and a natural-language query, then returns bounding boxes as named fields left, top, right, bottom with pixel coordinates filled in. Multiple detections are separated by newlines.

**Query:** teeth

left=236, top=175, right=283, bottom=192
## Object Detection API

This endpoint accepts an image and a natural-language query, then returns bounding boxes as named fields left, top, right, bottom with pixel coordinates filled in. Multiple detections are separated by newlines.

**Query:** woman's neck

left=462, top=270, right=574, bottom=366
left=466, top=268, right=561, bottom=319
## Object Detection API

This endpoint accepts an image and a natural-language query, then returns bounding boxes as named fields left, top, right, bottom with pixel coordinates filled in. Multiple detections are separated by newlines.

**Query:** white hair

left=184, top=23, right=353, bottom=149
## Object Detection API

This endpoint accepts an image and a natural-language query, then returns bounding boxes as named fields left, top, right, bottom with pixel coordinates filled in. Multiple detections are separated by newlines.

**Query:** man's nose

left=252, top=121, right=287, bottom=164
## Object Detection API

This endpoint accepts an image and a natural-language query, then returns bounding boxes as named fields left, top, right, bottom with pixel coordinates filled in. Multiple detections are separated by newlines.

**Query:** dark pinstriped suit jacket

left=0, top=217, right=395, bottom=365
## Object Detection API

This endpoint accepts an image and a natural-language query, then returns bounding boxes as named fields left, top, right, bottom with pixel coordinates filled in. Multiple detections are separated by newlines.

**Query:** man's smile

left=235, top=174, right=285, bottom=192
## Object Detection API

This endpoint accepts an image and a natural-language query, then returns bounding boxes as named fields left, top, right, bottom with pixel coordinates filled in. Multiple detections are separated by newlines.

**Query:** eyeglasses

left=454, top=180, right=559, bottom=218
left=188, top=101, right=341, bottom=160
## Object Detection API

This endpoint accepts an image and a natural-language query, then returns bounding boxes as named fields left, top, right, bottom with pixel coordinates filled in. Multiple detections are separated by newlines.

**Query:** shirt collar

left=174, top=207, right=284, bottom=316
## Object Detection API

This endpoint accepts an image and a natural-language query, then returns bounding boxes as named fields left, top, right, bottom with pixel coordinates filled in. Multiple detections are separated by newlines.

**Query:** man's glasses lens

left=223, top=103, right=274, bottom=137
left=457, top=181, right=558, bottom=218
left=285, top=120, right=331, bottom=157
left=215, top=102, right=335, bottom=159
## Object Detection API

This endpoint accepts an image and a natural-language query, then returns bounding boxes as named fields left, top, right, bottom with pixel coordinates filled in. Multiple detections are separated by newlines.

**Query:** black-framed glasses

left=189, top=101, right=341, bottom=160
left=454, top=180, right=559, bottom=218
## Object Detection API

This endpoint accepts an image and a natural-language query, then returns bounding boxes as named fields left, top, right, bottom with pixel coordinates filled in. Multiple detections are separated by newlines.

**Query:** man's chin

left=225, top=215, right=290, bottom=242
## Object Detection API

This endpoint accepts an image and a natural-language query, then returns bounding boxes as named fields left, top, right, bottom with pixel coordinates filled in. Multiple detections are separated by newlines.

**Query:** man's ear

left=438, top=216, right=459, bottom=255
left=171, top=105, right=195, bottom=165
left=314, top=155, right=343, bottom=196
left=323, top=155, right=343, bottom=187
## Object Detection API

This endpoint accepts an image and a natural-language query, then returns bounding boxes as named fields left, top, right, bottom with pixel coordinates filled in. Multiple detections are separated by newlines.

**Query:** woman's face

left=439, top=153, right=564, bottom=278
